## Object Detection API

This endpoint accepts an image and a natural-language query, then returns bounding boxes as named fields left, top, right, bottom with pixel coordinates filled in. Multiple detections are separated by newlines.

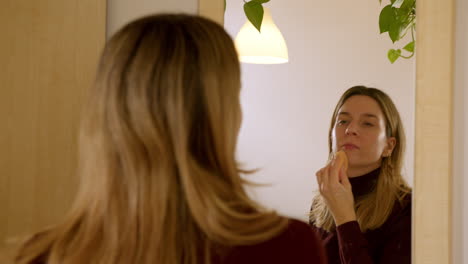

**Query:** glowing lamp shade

left=234, top=8, right=288, bottom=64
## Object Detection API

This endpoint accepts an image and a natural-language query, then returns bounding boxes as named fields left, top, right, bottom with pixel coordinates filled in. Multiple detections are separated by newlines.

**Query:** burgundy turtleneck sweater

left=309, top=168, right=411, bottom=264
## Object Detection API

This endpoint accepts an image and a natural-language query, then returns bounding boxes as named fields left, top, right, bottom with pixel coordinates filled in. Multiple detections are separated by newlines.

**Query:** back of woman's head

left=15, top=14, right=287, bottom=264
left=94, top=14, right=242, bottom=177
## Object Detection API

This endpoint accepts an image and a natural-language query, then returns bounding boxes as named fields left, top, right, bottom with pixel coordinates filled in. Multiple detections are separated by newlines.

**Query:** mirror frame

left=198, top=0, right=455, bottom=263
left=413, top=0, right=454, bottom=263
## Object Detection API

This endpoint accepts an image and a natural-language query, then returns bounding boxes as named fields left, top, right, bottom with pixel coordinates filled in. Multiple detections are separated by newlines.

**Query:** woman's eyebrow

left=337, top=112, right=351, bottom=116
left=362, top=113, right=379, bottom=119
left=338, top=112, right=379, bottom=119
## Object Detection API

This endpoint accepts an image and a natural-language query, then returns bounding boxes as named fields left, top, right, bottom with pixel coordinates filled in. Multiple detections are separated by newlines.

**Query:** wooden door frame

left=198, top=0, right=456, bottom=263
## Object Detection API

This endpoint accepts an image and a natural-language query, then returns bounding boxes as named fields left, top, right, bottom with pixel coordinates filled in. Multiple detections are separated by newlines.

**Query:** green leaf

left=396, top=4, right=412, bottom=23
left=251, top=0, right=270, bottom=3
left=393, top=11, right=412, bottom=39
left=388, top=49, right=401, bottom=63
left=379, top=5, right=394, bottom=33
left=388, top=20, right=403, bottom=42
left=400, top=0, right=416, bottom=12
left=244, top=1, right=264, bottom=32
left=392, top=0, right=404, bottom=8
left=403, top=41, right=415, bottom=52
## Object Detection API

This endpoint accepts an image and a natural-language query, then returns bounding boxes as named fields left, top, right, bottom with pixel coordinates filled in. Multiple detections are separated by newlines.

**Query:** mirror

left=200, top=0, right=455, bottom=263
left=223, top=0, right=415, bottom=221
left=225, top=2, right=415, bottom=263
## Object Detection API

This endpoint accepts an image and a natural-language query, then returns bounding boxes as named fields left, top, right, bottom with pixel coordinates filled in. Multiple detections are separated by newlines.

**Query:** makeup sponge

left=335, top=150, right=348, bottom=172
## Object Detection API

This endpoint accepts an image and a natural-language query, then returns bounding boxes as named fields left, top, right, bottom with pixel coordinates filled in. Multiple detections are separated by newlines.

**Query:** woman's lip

left=342, top=144, right=359, bottom=150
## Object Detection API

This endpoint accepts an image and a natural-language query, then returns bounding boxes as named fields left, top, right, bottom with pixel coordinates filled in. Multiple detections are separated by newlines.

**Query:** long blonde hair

left=15, top=14, right=287, bottom=264
left=310, top=86, right=411, bottom=232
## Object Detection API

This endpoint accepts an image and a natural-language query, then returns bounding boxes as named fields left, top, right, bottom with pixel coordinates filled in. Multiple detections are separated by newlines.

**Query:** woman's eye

left=363, top=122, right=374, bottom=127
left=337, top=120, right=348, bottom=125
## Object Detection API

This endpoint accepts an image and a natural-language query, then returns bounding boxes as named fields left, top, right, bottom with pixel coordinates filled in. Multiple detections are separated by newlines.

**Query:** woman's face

left=332, top=95, right=395, bottom=175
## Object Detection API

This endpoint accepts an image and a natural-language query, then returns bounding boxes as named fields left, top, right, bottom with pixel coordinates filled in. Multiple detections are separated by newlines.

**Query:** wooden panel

left=414, top=0, right=455, bottom=263
left=0, top=0, right=106, bottom=242
left=198, top=0, right=224, bottom=25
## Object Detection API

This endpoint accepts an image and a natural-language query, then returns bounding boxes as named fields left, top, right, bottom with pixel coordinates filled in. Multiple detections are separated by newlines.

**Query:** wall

left=453, top=0, right=467, bottom=262
left=0, top=0, right=106, bottom=244
left=224, top=0, right=415, bottom=221
left=107, top=0, right=198, bottom=37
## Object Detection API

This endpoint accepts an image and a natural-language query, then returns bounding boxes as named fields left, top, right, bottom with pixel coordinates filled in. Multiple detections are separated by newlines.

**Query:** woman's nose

left=345, top=122, right=358, bottom=136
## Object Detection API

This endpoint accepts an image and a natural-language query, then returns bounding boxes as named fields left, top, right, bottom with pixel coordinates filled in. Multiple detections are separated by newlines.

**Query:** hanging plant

left=224, top=0, right=270, bottom=32
left=225, top=0, right=415, bottom=63
left=379, top=0, right=416, bottom=63
left=242, top=0, right=270, bottom=32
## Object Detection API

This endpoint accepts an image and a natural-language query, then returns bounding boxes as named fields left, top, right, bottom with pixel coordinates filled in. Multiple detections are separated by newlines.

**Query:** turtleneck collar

left=348, top=167, right=380, bottom=198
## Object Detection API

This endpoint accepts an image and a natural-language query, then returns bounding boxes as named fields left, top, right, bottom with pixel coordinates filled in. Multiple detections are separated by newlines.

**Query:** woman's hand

left=316, top=157, right=356, bottom=226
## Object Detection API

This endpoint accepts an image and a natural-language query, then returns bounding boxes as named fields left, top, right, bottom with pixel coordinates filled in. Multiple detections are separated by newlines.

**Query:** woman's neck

left=347, top=162, right=381, bottom=178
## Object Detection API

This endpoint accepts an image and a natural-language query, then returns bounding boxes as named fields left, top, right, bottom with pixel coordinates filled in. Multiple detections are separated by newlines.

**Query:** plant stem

left=399, top=52, right=415, bottom=59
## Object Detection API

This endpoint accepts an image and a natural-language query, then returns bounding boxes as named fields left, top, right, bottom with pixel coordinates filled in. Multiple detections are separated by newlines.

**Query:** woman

left=13, top=14, right=326, bottom=264
left=309, top=86, right=412, bottom=264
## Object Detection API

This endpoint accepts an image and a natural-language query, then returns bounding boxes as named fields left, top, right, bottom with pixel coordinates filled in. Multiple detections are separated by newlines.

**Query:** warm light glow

left=234, top=7, right=288, bottom=64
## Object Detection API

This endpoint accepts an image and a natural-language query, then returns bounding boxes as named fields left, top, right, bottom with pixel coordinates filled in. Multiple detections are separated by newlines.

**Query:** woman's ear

left=383, top=137, right=396, bottom=157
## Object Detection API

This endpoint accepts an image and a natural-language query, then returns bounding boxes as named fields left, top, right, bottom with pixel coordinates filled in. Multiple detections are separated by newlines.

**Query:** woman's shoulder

left=220, top=217, right=325, bottom=264
left=279, top=218, right=321, bottom=244
left=260, top=218, right=323, bottom=245
left=245, top=218, right=321, bottom=248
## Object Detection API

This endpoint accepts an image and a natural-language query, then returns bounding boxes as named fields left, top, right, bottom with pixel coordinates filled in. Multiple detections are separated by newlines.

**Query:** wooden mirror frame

left=198, top=0, right=455, bottom=263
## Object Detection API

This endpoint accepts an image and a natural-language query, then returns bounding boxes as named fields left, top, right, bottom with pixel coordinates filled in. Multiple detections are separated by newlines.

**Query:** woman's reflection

left=309, top=85, right=412, bottom=264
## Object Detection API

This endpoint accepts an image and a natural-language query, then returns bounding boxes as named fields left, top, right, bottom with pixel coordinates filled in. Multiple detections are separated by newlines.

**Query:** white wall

left=453, top=0, right=467, bottom=262
left=106, top=0, right=197, bottom=37
left=225, top=0, right=415, bottom=221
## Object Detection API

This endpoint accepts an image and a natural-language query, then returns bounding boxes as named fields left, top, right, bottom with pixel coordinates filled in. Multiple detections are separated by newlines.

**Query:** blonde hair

left=15, top=14, right=287, bottom=264
left=310, top=85, right=411, bottom=232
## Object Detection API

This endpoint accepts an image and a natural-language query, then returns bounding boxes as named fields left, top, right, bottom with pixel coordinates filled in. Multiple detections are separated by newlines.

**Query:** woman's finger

left=315, top=169, right=322, bottom=186
left=328, top=157, right=341, bottom=185
left=321, top=166, right=330, bottom=190
left=340, top=166, right=352, bottom=189
left=316, top=168, right=326, bottom=185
